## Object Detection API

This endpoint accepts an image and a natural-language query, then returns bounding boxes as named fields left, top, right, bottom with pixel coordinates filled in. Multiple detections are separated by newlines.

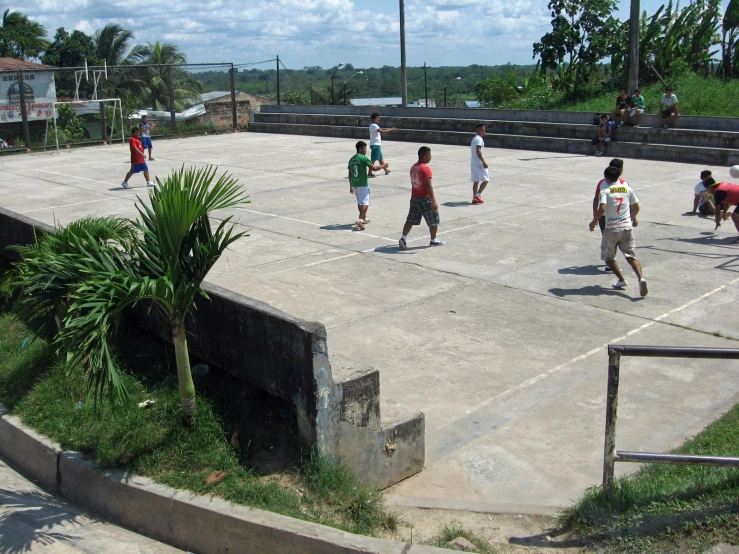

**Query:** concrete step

left=248, top=121, right=739, bottom=166
left=254, top=112, right=739, bottom=150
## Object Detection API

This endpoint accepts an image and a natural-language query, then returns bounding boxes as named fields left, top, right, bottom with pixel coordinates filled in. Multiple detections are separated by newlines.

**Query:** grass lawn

left=502, top=73, right=739, bottom=118
left=0, top=270, right=398, bottom=536
left=563, top=403, right=739, bottom=552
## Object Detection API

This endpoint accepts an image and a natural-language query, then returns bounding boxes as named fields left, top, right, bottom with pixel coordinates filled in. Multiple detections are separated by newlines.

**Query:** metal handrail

left=602, top=345, right=739, bottom=492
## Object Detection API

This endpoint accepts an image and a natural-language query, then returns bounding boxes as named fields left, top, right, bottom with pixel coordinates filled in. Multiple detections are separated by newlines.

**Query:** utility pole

left=626, top=0, right=640, bottom=94
left=276, top=54, right=281, bottom=105
left=423, top=62, right=428, bottom=108
left=17, top=70, right=31, bottom=149
left=399, top=0, right=408, bottom=106
left=230, top=63, right=237, bottom=130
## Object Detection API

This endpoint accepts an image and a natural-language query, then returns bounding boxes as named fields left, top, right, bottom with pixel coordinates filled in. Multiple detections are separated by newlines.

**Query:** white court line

left=442, top=275, right=739, bottom=426
left=234, top=208, right=396, bottom=242
left=20, top=197, right=119, bottom=214
left=33, top=168, right=117, bottom=187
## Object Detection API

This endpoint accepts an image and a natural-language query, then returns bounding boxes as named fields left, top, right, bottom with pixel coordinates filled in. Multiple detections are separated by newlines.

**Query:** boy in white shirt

left=367, top=112, right=396, bottom=178
left=471, top=123, right=489, bottom=204
left=589, top=166, right=648, bottom=297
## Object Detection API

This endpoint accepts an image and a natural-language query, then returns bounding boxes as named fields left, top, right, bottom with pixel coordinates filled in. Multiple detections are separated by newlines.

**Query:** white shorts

left=354, top=186, right=370, bottom=206
left=471, top=165, right=489, bottom=183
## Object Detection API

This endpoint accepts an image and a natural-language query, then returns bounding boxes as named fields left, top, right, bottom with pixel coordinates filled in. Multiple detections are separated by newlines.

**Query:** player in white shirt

left=367, top=113, right=396, bottom=178
left=470, top=123, right=489, bottom=204
left=589, top=165, right=648, bottom=297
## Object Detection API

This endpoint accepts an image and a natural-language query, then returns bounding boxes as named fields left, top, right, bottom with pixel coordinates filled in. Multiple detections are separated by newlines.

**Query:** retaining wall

left=0, top=206, right=424, bottom=489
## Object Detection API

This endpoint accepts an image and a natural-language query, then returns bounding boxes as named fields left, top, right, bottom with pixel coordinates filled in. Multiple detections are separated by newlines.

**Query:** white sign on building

left=0, top=71, right=57, bottom=123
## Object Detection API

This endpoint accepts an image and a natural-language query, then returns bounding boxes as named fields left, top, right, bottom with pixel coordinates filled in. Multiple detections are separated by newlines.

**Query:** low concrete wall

left=249, top=121, right=739, bottom=166
left=0, top=206, right=424, bottom=489
left=261, top=104, right=739, bottom=132
left=256, top=112, right=739, bottom=150
left=0, top=407, right=444, bottom=554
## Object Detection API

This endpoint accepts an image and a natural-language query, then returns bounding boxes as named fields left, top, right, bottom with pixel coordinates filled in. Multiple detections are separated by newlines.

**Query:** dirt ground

left=381, top=506, right=586, bottom=552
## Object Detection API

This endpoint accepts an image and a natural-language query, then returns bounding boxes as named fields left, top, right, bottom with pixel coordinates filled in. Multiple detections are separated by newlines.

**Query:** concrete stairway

left=249, top=106, right=739, bottom=165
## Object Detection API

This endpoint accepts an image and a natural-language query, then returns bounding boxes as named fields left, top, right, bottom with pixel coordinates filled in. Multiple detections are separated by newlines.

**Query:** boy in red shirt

left=398, top=146, right=444, bottom=249
left=705, top=178, right=739, bottom=242
left=121, top=127, right=154, bottom=189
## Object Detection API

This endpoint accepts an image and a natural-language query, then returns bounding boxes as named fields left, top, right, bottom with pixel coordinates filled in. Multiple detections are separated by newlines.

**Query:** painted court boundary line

left=450, top=275, right=739, bottom=424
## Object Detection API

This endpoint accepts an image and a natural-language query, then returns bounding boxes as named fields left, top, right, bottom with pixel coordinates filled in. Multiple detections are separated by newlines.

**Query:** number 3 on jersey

left=353, top=165, right=359, bottom=178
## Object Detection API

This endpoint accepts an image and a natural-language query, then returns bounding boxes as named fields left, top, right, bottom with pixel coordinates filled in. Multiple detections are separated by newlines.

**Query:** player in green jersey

left=348, top=141, right=387, bottom=230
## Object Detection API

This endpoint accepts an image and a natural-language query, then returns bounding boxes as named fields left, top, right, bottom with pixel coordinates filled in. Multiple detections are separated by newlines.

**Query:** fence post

left=17, top=70, right=32, bottom=149
left=602, top=347, right=621, bottom=492
left=168, top=65, right=176, bottom=133
left=229, top=64, right=237, bottom=131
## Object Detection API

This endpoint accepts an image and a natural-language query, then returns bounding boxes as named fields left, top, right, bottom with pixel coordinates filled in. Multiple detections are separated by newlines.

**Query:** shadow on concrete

left=518, top=155, right=580, bottom=161
left=558, top=265, right=605, bottom=276
left=0, top=486, right=83, bottom=554
left=442, top=201, right=473, bottom=207
left=549, top=285, right=637, bottom=300
left=373, top=244, right=421, bottom=254
left=320, top=223, right=356, bottom=232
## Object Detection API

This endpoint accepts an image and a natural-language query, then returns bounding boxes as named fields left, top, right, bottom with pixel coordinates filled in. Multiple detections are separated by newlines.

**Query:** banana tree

left=6, top=166, right=249, bottom=418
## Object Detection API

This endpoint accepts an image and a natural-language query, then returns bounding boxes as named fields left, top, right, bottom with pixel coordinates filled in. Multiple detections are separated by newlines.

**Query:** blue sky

left=17, top=0, right=731, bottom=70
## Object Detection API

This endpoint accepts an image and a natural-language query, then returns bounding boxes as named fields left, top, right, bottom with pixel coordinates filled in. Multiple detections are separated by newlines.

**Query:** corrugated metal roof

left=199, top=91, right=231, bottom=102
left=465, top=101, right=480, bottom=108
left=349, top=97, right=404, bottom=107
left=0, top=58, right=52, bottom=71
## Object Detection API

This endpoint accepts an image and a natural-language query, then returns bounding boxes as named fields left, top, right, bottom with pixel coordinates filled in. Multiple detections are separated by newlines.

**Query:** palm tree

left=6, top=167, right=250, bottom=418
left=93, top=23, right=139, bottom=67
left=136, top=41, right=204, bottom=110
left=0, top=9, right=50, bottom=59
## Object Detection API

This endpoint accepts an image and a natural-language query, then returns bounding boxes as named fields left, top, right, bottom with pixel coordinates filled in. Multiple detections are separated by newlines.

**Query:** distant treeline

left=195, top=64, right=538, bottom=104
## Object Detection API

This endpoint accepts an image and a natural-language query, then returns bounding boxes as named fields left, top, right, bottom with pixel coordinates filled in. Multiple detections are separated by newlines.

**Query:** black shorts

left=699, top=202, right=713, bottom=215
left=661, top=108, right=676, bottom=118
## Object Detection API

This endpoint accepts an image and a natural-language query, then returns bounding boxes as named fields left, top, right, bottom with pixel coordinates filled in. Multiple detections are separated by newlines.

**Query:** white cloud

left=19, top=0, right=555, bottom=67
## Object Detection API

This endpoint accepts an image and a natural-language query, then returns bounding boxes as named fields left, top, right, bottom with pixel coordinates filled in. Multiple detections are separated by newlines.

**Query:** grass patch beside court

left=0, top=282, right=396, bottom=536
left=563, top=403, right=739, bottom=552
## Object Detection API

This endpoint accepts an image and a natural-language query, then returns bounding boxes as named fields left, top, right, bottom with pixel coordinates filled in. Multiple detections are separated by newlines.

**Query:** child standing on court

left=471, top=123, right=489, bottom=204
left=139, top=115, right=155, bottom=160
left=398, top=146, right=445, bottom=249
left=367, top=112, right=396, bottom=178
left=121, top=127, right=154, bottom=189
left=348, top=141, right=388, bottom=230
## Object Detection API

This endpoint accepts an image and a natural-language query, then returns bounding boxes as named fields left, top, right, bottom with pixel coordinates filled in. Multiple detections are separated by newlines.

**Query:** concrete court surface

left=0, top=455, right=183, bottom=553
left=2, top=133, right=739, bottom=513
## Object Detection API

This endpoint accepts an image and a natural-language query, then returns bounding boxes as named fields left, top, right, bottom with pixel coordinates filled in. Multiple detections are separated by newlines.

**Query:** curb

left=0, top=404, right=446, bottom=554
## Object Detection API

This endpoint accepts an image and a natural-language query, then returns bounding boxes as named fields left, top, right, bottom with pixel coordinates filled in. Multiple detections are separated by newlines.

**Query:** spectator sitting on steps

left=591, top=114, right=614, bottom=157
left=627, top=89, right=646, bottom=127
left=658, top=87, right=680, bottom=129
left=611, top=88, right=629, bottom=126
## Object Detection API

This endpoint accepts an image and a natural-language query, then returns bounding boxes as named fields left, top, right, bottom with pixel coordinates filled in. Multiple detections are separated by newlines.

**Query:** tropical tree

left=42, top=28, right=101, bottom=97
left=6, top=167, right=250, bottom=418
left=533, top=0, right=619, bottom=97
left=93, top=23, right=140, bottom=67
left=722, top=0, right=739, bottom=78
left=131, top=41, right=203, bottom=110
left=0, top=9, right=50, bottom=59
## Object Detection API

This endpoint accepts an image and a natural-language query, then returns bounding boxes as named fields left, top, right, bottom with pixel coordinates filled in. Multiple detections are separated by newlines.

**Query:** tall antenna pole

left=626, top=0, right=640, bottom=94
left=276, top=55, right=281, bottom=106
left=399, top=0, right=408, bottom=107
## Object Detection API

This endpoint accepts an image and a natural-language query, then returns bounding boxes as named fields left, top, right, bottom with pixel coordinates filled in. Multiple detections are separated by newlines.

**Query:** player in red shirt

left=121, top=127, right=154, bottom=189
left=398, top=146, right=444, bottom=249
left=705, top=178, right=739, bottom=242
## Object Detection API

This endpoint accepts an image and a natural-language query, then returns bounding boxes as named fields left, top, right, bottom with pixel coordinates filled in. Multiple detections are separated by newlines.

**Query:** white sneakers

left=612, top=278, right=648, bottom=297
left=121, top=181, right=130, bottom=189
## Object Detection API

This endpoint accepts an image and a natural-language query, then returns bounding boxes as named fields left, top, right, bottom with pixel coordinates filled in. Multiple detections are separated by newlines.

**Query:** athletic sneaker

left=385, top=170, right=391, bottom=175
left=121, top=181, right=130, bottom=189
left=368, top=174, right=377, bottom=178
left=662, top=124, right=669, bottom=129
left=595, top=151, right=604, bottom=157
left=429, top=239, right=445, bottom=246
left=472, top=195, right=484, bottom=205
left=363, top=218, right=371, bottom=224
left=639, top=278, right=648, bottom=297
left=356, top=220, right=366, bottom=231
left=147, top=181, right=155, bottom=187
left=398, top=236, right=408, bottom=250
left=604, top=266, right=613, bottom=273
left=613, top=280, right=628, bottom=289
